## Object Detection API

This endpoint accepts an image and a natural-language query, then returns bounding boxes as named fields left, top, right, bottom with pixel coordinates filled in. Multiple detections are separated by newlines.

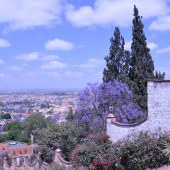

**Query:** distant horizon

left=0, top=88, right=83, bottom=93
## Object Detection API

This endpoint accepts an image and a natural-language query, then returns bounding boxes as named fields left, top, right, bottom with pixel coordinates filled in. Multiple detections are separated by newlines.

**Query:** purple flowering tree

left=77, top=81, right=145, bottom=131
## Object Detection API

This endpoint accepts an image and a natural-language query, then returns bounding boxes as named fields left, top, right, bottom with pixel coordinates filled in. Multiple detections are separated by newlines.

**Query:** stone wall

left=107, top=80, right=170, bottom=143
left=3, top=149, right=72, bottom=170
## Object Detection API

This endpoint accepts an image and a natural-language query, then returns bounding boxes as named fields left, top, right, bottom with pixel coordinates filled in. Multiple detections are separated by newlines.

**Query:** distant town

left=0, top=91, right=79, bottom=130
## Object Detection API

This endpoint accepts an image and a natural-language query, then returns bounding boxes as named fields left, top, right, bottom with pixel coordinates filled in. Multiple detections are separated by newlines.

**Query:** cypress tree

left=155, top=71, right=165, bottom=80
left=129, top=5, right=155, bottom=111
left=103, top=5, right=165, bottom=113
left=103, top=27, right=130, bottom=83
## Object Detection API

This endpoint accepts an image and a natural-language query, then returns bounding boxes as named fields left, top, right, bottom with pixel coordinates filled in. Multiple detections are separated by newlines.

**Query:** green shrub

left=70, top=132, right=121, bottom=170
left=163, top=137, right=170, bottom=161
left=119, top=132, right=170, bottom=170
left=34, top=122, right=82, bottom=163
left=71, top=132, right=170, bottom=170
left=0, top=134, right=9, bottom=142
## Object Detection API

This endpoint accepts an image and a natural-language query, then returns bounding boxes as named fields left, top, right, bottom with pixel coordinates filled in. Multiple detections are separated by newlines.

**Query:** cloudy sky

left=0, top=0, right=170, bottom=90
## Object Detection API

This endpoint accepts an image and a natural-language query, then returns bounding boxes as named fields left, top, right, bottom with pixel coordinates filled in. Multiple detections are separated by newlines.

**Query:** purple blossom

left=76, top=81, right=145, bottom=131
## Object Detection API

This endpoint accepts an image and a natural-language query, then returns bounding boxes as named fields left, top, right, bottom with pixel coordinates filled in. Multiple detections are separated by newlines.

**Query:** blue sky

left=0, top=0, right=170, bottom=90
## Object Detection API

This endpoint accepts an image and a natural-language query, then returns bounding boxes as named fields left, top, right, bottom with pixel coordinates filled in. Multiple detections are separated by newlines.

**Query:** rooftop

left=3, top=141, right=27, bottom=148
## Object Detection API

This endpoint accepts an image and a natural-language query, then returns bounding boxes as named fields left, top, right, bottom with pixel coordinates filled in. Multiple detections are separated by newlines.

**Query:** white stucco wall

left=107, top=80, right=170, bottom=143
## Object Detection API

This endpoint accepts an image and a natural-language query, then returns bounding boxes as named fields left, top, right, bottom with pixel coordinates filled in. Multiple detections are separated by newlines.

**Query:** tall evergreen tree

left=103, top=27, right=130, bottom=83
left=129, top=5, right=155, bottom=111
left=103, top=6, right=165, bottom=113
left=155, top=71, right=165, bottom=80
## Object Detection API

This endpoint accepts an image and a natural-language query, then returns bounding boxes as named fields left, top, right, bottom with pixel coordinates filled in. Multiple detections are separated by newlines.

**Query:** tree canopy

left=23, top=113, right=50, bottom=135
left=103, top=6, right=165, bottom=112
left=103, top=27, right=130, bottom=84
left=76, top=81, right=144, bottom=133
left=33, top=122, right=81, bottom=163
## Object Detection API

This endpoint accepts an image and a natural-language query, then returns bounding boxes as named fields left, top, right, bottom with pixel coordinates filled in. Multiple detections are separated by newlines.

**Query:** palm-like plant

left=163, top=137, right=170, bottom=160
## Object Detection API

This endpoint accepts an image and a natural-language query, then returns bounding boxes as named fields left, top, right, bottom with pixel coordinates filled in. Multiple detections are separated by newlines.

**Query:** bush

left=3, top=121, right=31, bottom=142
left=118, top=132, right=170, bottom=170
left=76, top=81, right=145, bottom=133
left=71, top=132, right=170, bottom=170
left=163, top=137, right=170, bottom=161
left=0, top=134, right=9, bottom=142
left=23, top=113, right=50, bottom=135
left=70, top=132, right=121, bottom=170
left=1, top=113, right=11, bottom=119
left=49, top=163, right=81, bottom=170
left=34, top=122, right=82, bottom=163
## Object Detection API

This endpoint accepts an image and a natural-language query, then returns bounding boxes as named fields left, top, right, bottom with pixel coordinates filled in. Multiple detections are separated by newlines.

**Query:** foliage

left=71, top=132, right=170, bottom=170
left=3, top=121, right=30, bottom=143
left=17, top=133, right=30, bottom=143
left=66, top=107, right=77, bottom=122
left=2, top=115, right=51, bottom=143
left=0, top=133, right=9, bottom=142
left=155, top=71, right=165, bottom=80
left=23, top=113, right=50, bottom=135
left=129, top=5, right=164, bottom=111
left=57, top=123, right=82, bottom=160
left=4, top=121, right=22, bottom=132
left=163, top=137, right=170, bottom=161
left=70, top=132, right=121, bottom=170
left=33, top=122, right=82, bottom=163
left=0, top=113, right=11, bottom=119
left=103, top=6, right=165, bottom=112
left=103, top=27, right=130, bottom=84
left=119, top=132, right=170, bottom=170
left=49, top=163, right=80, bottom=170
left=4, top=121, right=22, bottom=140
left=77, top=81, right=145, bottom=132
left=0, top=114, right=53, bottom=144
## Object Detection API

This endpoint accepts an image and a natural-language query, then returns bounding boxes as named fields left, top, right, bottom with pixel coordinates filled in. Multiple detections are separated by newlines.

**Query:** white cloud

left=41, top=60, right=67, bottom=70
left=80, top=58, right=104, bottom=69
left=125, top=41, right=158, bottom=50
left=156, top=46, right=170, bottom=54
left=148, top=42, right=158, bottom=50
left=42, top=54, right=60, bottom=61
left=0, top=59, right=5, bottom=64
left=0, top=0, right=64, bottom=30
left=65, top=71, right=83, bottom=77
left=125, top=41, right=131, bottom=50
left=45, top=71, right=61, bottom=77
left=0, top=39, right=11, bottom=47
left=8, top=65, right=23, bottom=71
left=16, top=52, right=39, bottom=61
left=23, top=71, right=39, bottom=78
left=45, top=38, right=75, bottom=51
left=66, top=0, right=169, bottom=27
left=16, top=52, right=61, bottom=62
left=150, top=16, right=170, bottom=31
left=0, top=73, right=5, bottom=78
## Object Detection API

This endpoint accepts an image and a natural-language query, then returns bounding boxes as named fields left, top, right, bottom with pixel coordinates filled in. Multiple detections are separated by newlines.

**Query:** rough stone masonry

left=107, top=80, right=170, bottom=143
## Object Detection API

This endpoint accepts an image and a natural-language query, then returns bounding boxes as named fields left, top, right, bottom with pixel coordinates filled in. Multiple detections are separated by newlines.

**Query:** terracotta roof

left=0, top=141, right=33, bottom=156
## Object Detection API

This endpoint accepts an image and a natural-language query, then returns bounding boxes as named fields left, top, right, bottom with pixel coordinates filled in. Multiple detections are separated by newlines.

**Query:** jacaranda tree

left=76, top=81, right=144, bottom=132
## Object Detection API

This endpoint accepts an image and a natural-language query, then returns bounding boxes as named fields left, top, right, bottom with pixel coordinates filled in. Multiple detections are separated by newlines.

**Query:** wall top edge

left=147, top=79, right=170, bottom=83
